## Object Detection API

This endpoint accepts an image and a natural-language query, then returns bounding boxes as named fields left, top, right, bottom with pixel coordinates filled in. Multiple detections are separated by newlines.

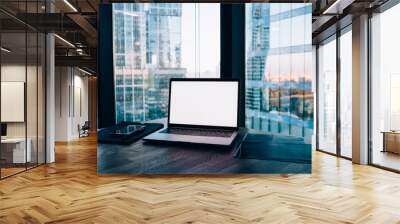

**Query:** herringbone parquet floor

left=1, top=135, right=400, bottom=224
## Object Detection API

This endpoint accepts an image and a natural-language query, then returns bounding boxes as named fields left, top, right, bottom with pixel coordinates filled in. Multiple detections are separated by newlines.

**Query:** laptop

left=143, top=78, right=239, bottom=146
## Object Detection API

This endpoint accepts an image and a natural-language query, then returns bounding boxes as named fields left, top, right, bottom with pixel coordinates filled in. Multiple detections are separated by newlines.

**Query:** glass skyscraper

left=245, top=3, right=313, bottom=141
left=113, top=3, right=220, bottom=123
left=113, top=3, right=186, bottom=123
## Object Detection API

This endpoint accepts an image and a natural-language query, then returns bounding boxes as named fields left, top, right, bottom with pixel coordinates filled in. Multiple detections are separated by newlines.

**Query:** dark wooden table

left=97, top=126, right=311, bottom=174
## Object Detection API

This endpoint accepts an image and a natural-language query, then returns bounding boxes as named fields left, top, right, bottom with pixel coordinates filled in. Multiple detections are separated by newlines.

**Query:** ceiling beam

left=55, top=55, right=96, bottom=71
left=322, top=0, right=356, bottom=14
left=67, top=13, right=97, bottom=43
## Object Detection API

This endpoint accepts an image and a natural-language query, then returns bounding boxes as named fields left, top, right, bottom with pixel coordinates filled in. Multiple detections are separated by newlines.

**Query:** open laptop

left=143, top=78, right=239, bottom=146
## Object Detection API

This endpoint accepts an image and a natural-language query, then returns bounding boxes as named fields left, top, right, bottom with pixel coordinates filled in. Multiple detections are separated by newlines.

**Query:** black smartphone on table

left=111, top=125, right=145, bottom=136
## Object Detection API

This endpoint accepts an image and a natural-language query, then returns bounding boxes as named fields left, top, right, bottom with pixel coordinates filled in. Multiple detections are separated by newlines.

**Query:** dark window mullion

left=36, top=0, right=39, bottom=167
left=336, top=30, right=341, bottom=157
left=25, top=0, right=28, bottom=171
left=0, top=25, right=2, bottom=179
left=316, top=45, right=320, bottom=150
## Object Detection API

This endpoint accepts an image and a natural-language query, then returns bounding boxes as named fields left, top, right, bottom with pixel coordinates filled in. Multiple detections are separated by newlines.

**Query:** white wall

left=55, top=67, right=89, bottom=141
left=1, top=65, right=26, bottom=139
left=71, top=73, right=89, bottom=138
left=55, top=67, right=69, bottom=141
left=1, top=65, right=40, bottom=138
left=1, top=63, right=46, bottom=164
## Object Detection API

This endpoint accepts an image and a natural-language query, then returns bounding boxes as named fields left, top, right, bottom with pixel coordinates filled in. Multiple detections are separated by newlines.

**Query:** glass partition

left=0, top=1, right=46, bottom=179
left=1, top=31, right=28, bottom=177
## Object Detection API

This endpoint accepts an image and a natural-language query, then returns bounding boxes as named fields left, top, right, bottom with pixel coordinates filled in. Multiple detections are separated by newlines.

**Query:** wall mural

left=97, top=3, right=313, bottom=174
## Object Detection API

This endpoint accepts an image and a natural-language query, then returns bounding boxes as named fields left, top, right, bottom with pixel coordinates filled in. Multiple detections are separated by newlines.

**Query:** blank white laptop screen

left=169, top=80, right=239, bottom=128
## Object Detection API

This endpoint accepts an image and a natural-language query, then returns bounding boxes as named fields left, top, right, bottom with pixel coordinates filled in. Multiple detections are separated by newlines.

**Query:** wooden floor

left=373, top=150, right=400, bottom=171
left=1, top=135, right=400, bottom=223
left=1, top=167, right=26, bottom=178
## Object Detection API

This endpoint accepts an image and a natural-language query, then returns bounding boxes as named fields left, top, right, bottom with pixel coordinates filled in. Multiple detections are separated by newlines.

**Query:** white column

left=352, top=14, right=369, bottom=164
left=46, top=32, right=55, bottom=163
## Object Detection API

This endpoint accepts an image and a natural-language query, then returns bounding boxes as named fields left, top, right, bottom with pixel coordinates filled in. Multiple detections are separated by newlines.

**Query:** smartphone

left=111, top=125, right=145, bottom=136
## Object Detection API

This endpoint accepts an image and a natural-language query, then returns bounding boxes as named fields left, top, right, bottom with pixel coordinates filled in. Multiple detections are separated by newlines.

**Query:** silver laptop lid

left=168, top=79, right=239, bottom=130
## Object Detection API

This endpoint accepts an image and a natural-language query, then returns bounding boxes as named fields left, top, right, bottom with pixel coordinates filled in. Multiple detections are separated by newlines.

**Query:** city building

left=113, top=3, right=186, bottom=123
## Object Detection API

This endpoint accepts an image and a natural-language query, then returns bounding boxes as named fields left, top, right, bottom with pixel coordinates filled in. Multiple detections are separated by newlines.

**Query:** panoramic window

left=371, top=4, right=400, bottom=171
left=112, top=3, right=220, bottom=123
left=245, top=3, right=313, bottom=141
left=340, top=28, right=352, bottom=158
left=317, top=36, right=337, bottom=154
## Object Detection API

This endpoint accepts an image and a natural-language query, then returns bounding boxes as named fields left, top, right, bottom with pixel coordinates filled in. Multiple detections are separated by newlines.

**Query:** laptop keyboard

left=162, top=127, right=234, bottom=137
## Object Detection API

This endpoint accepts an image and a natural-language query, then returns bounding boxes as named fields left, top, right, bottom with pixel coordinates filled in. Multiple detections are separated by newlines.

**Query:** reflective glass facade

left=245, top=3, right=313, bottom=141
left=112, top=3, right=220, bottom=123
